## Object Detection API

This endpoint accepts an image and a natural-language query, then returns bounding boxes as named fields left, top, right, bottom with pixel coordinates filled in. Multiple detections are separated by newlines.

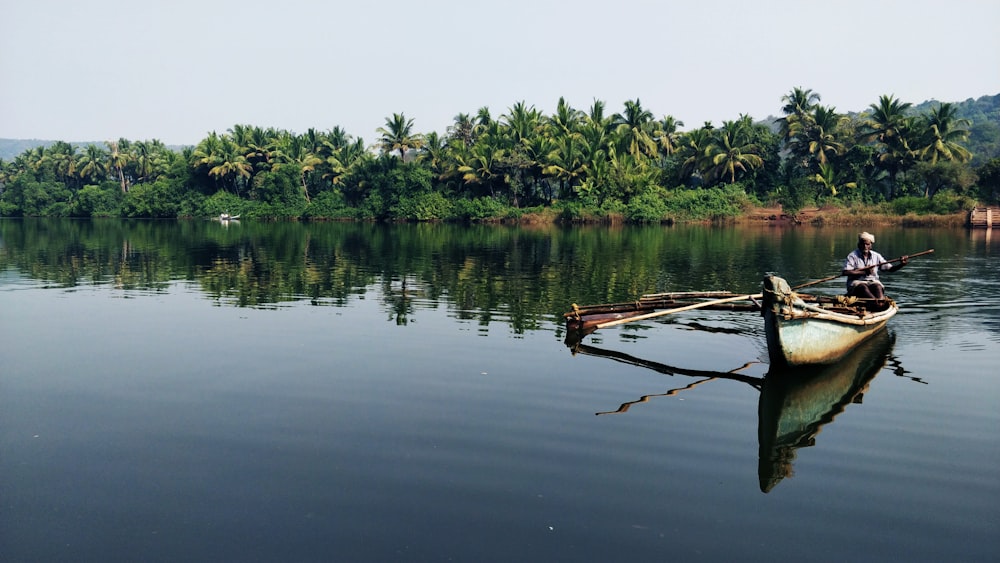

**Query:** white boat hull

left=762, top=275, right=897, bottom=367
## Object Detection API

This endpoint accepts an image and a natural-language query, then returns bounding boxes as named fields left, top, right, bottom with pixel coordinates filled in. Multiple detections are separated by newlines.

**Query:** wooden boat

left=565, top=329, right=896, bottom=493
left=564, top=272, right=907, bottom=368
left=757, top=329, right=893, bottom=492
left=563, top=285, right=891, bottom=367
left=761, top=274, right=896, bottom=367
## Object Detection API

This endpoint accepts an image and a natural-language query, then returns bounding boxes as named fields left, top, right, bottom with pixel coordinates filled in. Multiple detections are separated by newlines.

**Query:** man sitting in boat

left=841, top=232, right=908, bottom=299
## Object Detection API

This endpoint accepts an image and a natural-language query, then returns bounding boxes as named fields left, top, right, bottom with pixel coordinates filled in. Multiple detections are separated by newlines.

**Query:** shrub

left=625, top=188, right=669, bottom=223
left=73, top=183, right=122, bottom=217
left=303, top=190, right=352, bottom=220
left=391, top=191, right=454, bottom=221
left=452, top=197, right=508, bottom=221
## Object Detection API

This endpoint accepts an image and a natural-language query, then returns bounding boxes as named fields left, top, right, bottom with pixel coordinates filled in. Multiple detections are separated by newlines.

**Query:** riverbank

left=740, top=205, right=969, bottom=227
left=512, top=204, right=971, bottom=228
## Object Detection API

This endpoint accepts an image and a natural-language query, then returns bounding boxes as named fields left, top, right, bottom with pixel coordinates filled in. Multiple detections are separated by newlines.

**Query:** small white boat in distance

left=219, top=213, right=240, bottom=221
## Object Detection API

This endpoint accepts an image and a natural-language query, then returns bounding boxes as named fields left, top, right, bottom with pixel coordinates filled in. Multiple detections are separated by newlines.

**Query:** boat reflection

left=566, top=329, right=895, bottom=493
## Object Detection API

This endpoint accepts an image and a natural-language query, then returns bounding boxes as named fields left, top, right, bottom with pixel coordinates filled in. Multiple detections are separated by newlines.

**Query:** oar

left=594, top=293, right=762, bottom=329
left=792, top=248, right=935, bottom=290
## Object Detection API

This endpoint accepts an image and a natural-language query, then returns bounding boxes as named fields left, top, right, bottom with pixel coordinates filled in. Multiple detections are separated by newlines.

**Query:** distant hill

left=939, top=93, right=1000, bottom=166
left=0, top=139, right=190, bottom=161
left=0, top=138, right=66, bottom=160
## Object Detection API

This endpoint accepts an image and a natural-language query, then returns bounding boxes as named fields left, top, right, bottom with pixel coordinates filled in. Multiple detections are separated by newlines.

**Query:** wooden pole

left=792, top=248, right=934, bottom=290
left=594, top=293, right=762, bottom=329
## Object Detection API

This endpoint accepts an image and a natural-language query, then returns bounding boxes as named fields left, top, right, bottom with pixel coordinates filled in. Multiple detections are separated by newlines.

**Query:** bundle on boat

left=564, top=291, right=761, bottom=333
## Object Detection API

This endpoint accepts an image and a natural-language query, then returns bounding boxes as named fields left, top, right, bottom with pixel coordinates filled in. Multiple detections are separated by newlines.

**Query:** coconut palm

left=106, top=140, right=130, bottom=193
left=77, top=144, right=109, bottom=184
left=859, top=95, right=913, bottom=147
left=612, top=98, right=657, bottom=159
left=276, top=133, right=321, bottom=203
left=132, top=140, right=161, bottom=183
left=677, top=127, right=716, bottom=185
left=917, top=102, right=972, bottom=164
left=585, top=99, right=612, bottom=132
left=777, top=87, right=821, bottom=141
left=377, top=113, right=424, bottom=160
left=457, top=139, right=504, bottom=197
left=858, top=95, right=916, bottom=192
left=810, top=162, right=856, bottom=197
left=541, top=133, right=588, bottom=199
left=502, top=101, right=542, bottom=144
left=207, top=137, right=252, bottom=194
left=416, top=131, right=449, bottom=178
left=547, top=97, right=584, bottom=137
left=448, top=113, right=476, bottom=147
left=710, top=120, right=764, bottom=185
left=787, top=105, right=847, bottom=168
left=40, top=142, right=80, bottom=189
left=653, top=115, right=684, bottom=157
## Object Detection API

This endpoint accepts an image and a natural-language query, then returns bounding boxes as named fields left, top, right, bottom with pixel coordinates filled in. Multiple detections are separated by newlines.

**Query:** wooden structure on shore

left=968, top=206, right=997, bottom=229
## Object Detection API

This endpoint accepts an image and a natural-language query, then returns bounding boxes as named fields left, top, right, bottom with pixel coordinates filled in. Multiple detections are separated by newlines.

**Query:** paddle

left=594, top=293, right=763, bottom=329
left=792, top=248, right=935, bottom=290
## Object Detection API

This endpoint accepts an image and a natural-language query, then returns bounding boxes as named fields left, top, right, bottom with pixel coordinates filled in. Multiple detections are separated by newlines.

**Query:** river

left=1, top=218, right=997, bottom=562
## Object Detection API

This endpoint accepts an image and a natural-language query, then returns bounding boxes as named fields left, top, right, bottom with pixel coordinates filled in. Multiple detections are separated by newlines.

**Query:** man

left=842, top=232, right=908, bottom=299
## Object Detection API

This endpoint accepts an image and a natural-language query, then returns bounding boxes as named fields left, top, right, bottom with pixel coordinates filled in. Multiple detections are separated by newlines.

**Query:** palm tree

left=77, top=144, right=109, bottom=184
left=192, top=132, right=223, bottom=176
left=777, top=87, right=821, bottom=141
left=547, top=97, right=583, bottom=137
left=677, top=127, right=716, bottom=185
left=606, top=145, right=656, bottom=202
left=917, top=102, right=972, bottom=164
left=417, top=131, right=449, bottom=178
left=457, top=139, right=504, bottom=197
left=208, top=137, right=252, bottom=194
left=107, top=139, right=130, bottom=193
left=787, top=105, right=847, bottom=168
left=541, top=133, right=588, bottom=199
left=810, top=162, right=856, bottom=197
left=377, top=113, right=423, bottom=160
left=653, top=115, right=684, bottom=157
left=448, top=113, right=476, bottom=147
left=710, top=120, right=764, bottom=185
left=41, top=142, right=80, bottom=189
left=858, top=95, right=916, bottom=192
left=859, top=95, right=913, bottom=147
left=132, top=140, right=158, bottom=183
left=612, top=98, right=657, bottom=159
left=502, top=101, right=541, bottom=144
left=277, top=133, right=321, bottom=203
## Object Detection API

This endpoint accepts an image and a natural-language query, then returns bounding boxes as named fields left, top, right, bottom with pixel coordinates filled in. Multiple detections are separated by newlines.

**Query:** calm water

left=1, top=219, right=997, bottom=562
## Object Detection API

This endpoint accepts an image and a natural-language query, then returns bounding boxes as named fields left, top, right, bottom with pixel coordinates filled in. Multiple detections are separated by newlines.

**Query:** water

left=1, top=219, right=997, bottom=562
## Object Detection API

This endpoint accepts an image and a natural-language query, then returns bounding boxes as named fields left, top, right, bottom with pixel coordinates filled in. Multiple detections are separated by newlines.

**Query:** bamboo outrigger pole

left=593, top=293, right=763, bottom=329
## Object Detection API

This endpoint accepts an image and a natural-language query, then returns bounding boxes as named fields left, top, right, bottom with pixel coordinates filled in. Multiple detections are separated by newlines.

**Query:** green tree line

left=2, top=89, right=997, bottom=221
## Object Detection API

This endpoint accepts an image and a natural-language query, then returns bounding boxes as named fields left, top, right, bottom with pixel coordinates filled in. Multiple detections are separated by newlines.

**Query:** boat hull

left=762, top=275, right=897, bottom=367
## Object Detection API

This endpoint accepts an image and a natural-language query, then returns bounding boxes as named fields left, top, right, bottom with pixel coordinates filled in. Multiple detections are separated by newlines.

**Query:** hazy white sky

left=2, top=0, right=998, bottom=146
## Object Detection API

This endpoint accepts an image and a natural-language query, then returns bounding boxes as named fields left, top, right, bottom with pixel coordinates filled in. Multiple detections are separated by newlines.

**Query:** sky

left=2, top=0, right=999, bottom=147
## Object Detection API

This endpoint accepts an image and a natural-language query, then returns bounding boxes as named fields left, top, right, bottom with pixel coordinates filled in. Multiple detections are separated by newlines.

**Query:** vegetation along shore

left=1, top=89, right=998, bottom=224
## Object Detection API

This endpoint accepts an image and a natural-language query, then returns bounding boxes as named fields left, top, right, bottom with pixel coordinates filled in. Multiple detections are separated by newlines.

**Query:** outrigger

left=563, top=250, right=933, bottom=367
